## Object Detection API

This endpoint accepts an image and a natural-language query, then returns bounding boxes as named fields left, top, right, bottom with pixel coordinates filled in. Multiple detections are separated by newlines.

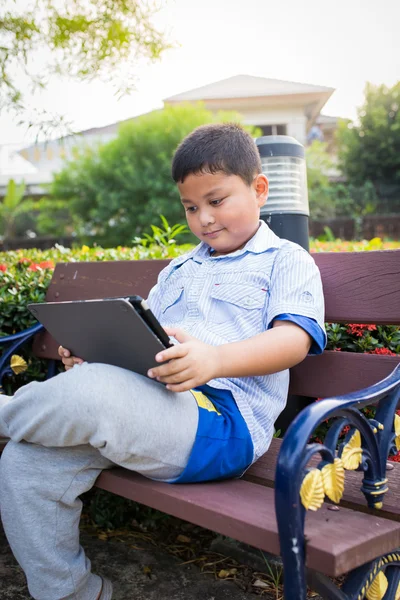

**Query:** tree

left=0, top=0, right=171, bottom=133
left=305, top=141, right=379, bottom=225
left=0, top=179, right=34, bottom=242
left=49, top=103, right=261, bottom=246
left=306, top=141, right=336, bottom=219
left=337, top=81, right=400, bottom=212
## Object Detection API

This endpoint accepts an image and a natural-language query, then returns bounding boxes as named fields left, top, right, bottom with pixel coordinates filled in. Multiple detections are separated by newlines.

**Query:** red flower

left=346, top=324, right=377, bottom=337
left=28, top=263, right=40, bottom=271
left=38, top=260, right=54, bottom=269
left=368, top=348, right=396, bottom=356
left=388, top=451, right=400, bottom=463
left=18, top=257, right=30, bottom=264
left=28, top=260, right=54, bottom=271
left=0, top=264, right=6, bottom=272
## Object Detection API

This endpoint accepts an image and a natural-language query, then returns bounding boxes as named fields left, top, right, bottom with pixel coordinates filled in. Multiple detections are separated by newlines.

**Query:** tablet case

left=28, top=298, right=168, bottom=377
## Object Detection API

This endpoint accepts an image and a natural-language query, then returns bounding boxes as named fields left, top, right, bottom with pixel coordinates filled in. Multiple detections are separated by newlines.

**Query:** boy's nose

left=199, top=210, right=216, bottom=227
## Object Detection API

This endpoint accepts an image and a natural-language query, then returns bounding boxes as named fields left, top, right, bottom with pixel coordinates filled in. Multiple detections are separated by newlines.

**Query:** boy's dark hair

left=172, top=123, right=261, bottom=186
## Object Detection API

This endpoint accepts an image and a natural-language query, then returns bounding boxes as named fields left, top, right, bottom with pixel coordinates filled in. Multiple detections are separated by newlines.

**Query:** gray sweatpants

left=0, top=362, right=199, bottom=600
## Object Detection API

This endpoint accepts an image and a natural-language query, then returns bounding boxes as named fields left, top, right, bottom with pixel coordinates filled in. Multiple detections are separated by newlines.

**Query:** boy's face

left=178, top=171, right=269, bottom=255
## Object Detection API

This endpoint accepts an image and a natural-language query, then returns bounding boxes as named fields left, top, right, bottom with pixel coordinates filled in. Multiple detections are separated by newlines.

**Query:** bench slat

left=45, top=260, right=168, bottom=302
left=245, top=438, right=400, bottom=521
left=313, top=250, right=400, bottom=325
left=289, top=352, right=400, bottom=397
left=95, top=468, right=400, bottom=577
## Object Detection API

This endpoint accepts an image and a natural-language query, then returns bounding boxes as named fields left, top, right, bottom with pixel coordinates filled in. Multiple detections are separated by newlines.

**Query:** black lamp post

left=256, top=135, right=310, bottom=251
left=256, top=135, right=312, bottom=432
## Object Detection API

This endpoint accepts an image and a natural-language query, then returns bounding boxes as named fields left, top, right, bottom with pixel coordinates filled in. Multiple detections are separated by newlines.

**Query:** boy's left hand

left=147, top=327, right=221, bottom=392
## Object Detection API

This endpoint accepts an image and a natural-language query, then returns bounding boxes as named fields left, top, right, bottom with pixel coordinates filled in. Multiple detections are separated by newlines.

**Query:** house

left=0, top=74, right=338, bottom=197
left=164, top=74, right=336, bottom=146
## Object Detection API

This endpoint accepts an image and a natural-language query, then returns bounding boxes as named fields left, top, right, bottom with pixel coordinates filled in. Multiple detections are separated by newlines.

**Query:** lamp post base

left=260, top=213, right=310, bottom=252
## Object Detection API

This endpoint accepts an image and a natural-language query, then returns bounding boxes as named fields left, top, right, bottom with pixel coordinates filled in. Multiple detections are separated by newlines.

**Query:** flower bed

left=310, top=237, right=400, bottom=253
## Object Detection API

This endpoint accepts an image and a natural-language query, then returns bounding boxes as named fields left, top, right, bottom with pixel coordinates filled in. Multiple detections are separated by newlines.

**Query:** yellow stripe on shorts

left=190, top=390, right=221, bottom=415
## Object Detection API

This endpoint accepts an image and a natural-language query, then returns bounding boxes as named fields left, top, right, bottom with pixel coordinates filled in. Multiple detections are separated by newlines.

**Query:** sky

left=1, top=0, right=399, bottom=146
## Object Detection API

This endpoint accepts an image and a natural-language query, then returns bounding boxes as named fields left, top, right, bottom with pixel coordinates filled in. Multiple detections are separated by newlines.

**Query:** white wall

left=208, top=104, right=308, bottom=145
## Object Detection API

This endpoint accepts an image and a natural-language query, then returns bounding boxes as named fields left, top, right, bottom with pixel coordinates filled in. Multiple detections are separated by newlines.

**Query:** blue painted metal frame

left=0, top=324, right=57, bottom=391
left=275, top=363, right=400, bottom=600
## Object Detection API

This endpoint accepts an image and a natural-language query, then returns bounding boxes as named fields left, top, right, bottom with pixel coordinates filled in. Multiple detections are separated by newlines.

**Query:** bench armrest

left=276, top=363, right=400, bottom=509
left=274, top=363, right=400, bottom=597
left=0, top=324, right=47, bottom=387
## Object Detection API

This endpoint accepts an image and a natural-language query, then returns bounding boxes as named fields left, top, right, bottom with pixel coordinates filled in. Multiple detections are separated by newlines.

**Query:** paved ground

left=0, top=523, right=273, bottom=599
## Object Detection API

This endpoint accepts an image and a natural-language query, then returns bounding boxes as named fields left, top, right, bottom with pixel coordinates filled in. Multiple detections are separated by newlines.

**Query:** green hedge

left=0, top=242, right=191, bottom=393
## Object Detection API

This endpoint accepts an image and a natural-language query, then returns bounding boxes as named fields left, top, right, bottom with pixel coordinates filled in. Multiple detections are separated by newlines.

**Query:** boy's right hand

left=58, top=345, right=84, bottom=371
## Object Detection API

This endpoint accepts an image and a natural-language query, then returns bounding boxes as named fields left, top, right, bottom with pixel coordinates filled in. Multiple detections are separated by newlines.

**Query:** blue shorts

left=170, top=384, right=254, bottom=484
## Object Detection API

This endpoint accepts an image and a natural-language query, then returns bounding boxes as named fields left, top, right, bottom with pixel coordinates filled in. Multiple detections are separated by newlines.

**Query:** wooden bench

left=1, top=250, right=400, bottom=600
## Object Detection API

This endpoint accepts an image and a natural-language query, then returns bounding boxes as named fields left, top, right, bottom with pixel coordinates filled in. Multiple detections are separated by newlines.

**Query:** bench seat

left=96, top=467, right=400, bottom=577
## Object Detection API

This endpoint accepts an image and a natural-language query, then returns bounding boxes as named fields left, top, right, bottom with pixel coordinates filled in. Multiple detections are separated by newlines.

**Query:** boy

left=0, top=123, right=326, bottom=600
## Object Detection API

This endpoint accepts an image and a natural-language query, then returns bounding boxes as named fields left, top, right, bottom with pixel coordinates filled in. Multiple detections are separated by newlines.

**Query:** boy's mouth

left=203, top=228, right=224, bottom=239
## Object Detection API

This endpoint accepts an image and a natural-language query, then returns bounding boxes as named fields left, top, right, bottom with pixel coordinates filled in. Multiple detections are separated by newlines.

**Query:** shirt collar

left=171, top=221, right=282, bottom=268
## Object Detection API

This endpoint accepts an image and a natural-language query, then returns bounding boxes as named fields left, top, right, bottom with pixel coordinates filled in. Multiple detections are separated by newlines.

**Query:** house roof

left=164, top=74, right=334, bottom=102
left=316, top=114, right=340, bottom=125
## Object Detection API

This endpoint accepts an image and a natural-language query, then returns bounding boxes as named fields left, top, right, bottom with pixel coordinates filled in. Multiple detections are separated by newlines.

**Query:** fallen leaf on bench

left=176, top=534, right=191, bottom=543
left=218, top=568, right=237, bottom=578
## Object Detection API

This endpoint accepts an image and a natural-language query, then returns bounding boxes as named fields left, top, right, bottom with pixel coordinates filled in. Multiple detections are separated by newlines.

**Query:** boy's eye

left=185, top=206, right=197, bottom=213
left=210, top=199, right=222, bottom=206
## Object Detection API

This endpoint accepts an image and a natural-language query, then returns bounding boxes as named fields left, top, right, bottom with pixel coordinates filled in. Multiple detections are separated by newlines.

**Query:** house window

left=258, top=124, right=287, bottom=136
left=46, top=146, right=54, bottom=160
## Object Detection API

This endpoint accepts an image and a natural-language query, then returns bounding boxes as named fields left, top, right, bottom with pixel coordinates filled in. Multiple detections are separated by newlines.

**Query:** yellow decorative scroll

left=300, top=469, right=325, bottom=511
left=366, top=571, right=388, bottom=600
left=394, top=414, right=400, bottom=451
left=10, top=354, right=28, bottom=375
left=341, top=429, right=363, bottom=470
left=321, top=458, right=345, bottom=504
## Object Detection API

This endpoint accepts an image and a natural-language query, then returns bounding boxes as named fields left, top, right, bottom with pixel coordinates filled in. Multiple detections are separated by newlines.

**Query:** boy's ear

left=253, top=174, right=269, bottom=207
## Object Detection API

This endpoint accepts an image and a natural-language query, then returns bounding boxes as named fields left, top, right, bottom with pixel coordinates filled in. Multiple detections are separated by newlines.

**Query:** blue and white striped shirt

left=147, top=221, right=326, bottom=461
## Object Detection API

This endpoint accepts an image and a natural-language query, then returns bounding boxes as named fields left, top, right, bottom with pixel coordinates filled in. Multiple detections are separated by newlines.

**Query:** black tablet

left=28, top=296, right=172, bottom=378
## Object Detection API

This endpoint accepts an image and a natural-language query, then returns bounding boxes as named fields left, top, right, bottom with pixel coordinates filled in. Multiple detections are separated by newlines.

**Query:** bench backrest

left=32, top=250, right=400, bottom=400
